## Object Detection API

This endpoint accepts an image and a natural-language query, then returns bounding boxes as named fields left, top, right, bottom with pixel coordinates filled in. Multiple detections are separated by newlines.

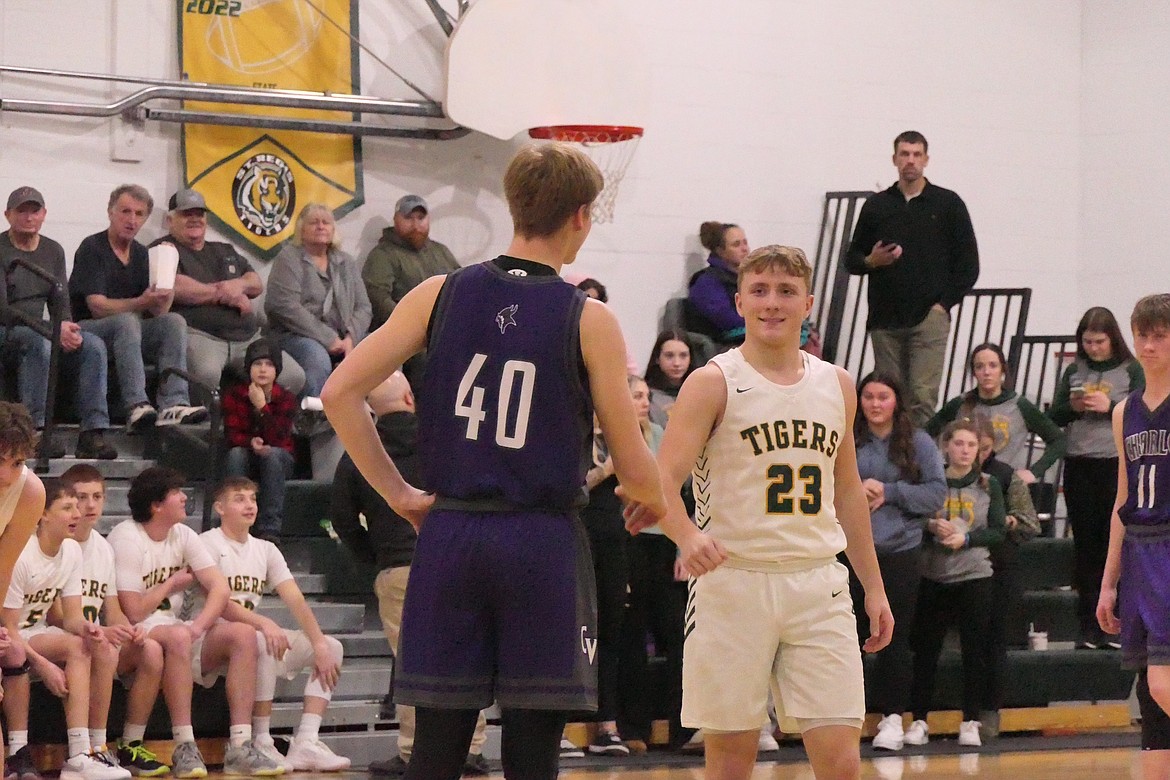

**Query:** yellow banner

left=178, top=0, right=362, bottom=259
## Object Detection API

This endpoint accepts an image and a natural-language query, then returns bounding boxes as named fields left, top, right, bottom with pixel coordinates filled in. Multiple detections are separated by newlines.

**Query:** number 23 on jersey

left=455, top=353, right=537, bottom=449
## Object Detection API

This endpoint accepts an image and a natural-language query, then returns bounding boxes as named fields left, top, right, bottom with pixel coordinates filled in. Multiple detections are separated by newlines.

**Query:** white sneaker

left=757, top=726, right=780, bottom=752
left=558, top=739, right=584, bottom=759
left=251, top=737, right=294, bottom=772
left=157, top=405, right=209, bottom=426
left=61, top=751, right=133, bottom=780
left=872, top=713, right=905, bottom=751
left=285, top=738, right=351, bottom=772
left=957, top=720, right=982, bottom=747
left=903, top=719, right=929, bottom=746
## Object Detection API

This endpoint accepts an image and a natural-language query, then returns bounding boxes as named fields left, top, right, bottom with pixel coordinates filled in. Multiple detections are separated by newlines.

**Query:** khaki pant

left=869, top=306, right=951, bottom=428
left=374, top=566, right=487, bottom=759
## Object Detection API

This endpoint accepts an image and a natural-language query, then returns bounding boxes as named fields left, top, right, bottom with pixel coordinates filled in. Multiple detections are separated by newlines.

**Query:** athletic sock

left=172, top=725, right=196, bottom=744
left=296, top=713, right=322, bottom=743
left=123, top=724, right=148, bottom=744
left=252, top=716, right=272, bottom=741
left=8, top=731, right=28, bottom=755
left=68, top=728, right=90, bottom=758
left=229, top=724, right=253, bottom=748
left=90, top=729, right=108, bottom=749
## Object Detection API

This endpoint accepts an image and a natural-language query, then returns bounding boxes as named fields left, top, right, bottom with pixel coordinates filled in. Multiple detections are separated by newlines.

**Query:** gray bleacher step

left=274, top=658, right=392, bottom=700
left=291, top=573, right=328, bottom=594
left=270, top=699, right=384, bottom=730
left=38, top=425, right=150, bottom=458
left=44, top=457, right=153, bottom=478
left=1020, top=589, right=1079, bottom=642
left=332, top=630, right=392, bottom=658
left=257, top=601, right=365, bottom=633
left=301, top=726, right=503, bottom=768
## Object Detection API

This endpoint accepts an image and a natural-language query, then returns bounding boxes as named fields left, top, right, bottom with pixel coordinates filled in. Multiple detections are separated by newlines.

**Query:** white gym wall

left=0, top=1, right=1162, bottom=363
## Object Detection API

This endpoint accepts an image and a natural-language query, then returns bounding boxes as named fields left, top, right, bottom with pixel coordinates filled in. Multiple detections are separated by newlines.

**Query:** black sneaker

left=1104, top=637, right=1123, bottom=650
left=126, top=403, right=159, bottom=434
left=6, top=746, right=41, bottom=780
left=588, top=731, right=630, bottom=756
left=36, top=435, right=66, bottom=460
left=76, top=429, right=118, bottom=460
left=116, top=739, right=171, bottom=776
left=461, top=753, right=490, bottom=777
left=368, top=756, right=407, bottom=776
left=1076, top=638, right=1100, bottom=650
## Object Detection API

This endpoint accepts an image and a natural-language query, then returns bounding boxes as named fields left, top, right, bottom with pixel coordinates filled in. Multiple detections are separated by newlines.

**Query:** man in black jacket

left=330, top=372, right=489, bottom=776
left=846, top=131, right=979, bottom=426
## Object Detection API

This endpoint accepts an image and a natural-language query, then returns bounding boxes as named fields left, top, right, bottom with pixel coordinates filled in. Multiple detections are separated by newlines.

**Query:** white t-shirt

left=107, top=520, right=215, bottom=622
left=77, top=531, right=117, bottom=624
left=4, top=535, right=82, bottom=630
left=197, top=527, right=294, bottom=612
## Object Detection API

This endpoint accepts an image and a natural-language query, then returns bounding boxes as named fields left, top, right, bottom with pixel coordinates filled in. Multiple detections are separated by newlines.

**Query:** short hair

left=1076, top=306, right=1134, bottom=363
left=291, top=203, right=340, bottom=251
left=107, top=184, right=154, bottom=215
left=576, top=278, right=608, bottom=303
left=1132, top=294, right=1170, bottom=334
left=42, top=477, right=76, bottom=509
left=60, top=463, right=105, bottom=489
left=736, top=245, right=813, bottom=293
left=214, top=476, right=257, bottom=502
left=127, top=466, right=186, bottom=523
left=503, top=143, right=603, bottom=239
left=0, top=402, right=37, bottom=461
left=698, top=221, right=738, bottom=253
left=894, top=130, right=928, bottom=153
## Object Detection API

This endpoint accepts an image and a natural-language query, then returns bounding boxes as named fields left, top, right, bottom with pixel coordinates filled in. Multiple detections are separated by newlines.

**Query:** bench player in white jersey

left=61, top=464, right=170, bottom=777
left=0, top=478, right=128, bottom=780
left=641, top=246, right=894, bottom=780
left=194, top=477, right=348, bottom=772
left=108, top=467, right=280, bottom=778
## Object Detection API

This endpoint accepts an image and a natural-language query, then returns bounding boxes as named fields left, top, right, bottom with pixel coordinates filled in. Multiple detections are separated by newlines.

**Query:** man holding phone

left=846, top=131, right=980, bottom=426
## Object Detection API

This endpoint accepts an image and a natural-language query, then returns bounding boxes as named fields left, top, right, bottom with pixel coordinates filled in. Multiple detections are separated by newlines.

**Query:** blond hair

left=737, top=245, right=813, bottom=292
left=503, top=143, right=603, bottom=238
left=292, top=203, right=340, bottom=251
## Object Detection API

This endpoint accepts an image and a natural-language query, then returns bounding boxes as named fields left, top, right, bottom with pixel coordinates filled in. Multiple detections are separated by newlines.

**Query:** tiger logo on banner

left=178, top=0, right=362, bottom=259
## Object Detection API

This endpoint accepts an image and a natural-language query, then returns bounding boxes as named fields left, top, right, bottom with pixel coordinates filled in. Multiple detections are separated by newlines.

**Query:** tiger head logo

left=232, top=153, right=295, bottom=237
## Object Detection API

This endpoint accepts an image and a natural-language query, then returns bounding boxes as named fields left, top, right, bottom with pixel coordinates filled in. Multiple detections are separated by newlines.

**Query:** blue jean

left=279, top=334, right=334, bottom=398
left=80, top=312, right=190, bottom=411
left=0, top=325, right=111, bottom=431
left=224, top=445, right=294, bottom=536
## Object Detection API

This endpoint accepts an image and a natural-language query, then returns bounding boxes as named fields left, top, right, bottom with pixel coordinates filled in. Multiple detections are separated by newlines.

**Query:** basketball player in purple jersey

left=1099, top=293, right=1170, bottom=779
left=322, top=143, right=666, bottom=780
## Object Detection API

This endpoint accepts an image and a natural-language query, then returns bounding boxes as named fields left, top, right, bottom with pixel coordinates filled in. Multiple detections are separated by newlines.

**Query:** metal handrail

left=3, top=257, right=66, bottom=473
left=158, top=366, right=221, bottom=531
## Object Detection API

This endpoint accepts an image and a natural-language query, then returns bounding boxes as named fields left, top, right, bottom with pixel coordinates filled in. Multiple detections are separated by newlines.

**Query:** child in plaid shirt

left=222, top=338, right=297, bottom=542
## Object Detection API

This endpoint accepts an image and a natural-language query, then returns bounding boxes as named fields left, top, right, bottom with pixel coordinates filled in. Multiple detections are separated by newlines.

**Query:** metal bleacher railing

left=158, top=366, right=222, bottom=530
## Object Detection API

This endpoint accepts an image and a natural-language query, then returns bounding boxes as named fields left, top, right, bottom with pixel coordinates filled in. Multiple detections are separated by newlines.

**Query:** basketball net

left=528, top=125, right=643, bottom=223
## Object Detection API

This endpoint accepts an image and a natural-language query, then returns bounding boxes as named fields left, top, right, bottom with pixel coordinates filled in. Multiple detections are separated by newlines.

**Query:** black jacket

left=331, top=412, right=419, bottom=570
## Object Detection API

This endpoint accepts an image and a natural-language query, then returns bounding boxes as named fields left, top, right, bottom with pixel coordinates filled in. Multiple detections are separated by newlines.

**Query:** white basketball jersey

left=4, top=536, right=83, bottom=630
left=695, top=349, right=847, bottom=569
left=0, top=464, right=30, bottom=538
left=197, top=527, right=293, bottom=612
left=108, top=520, right=216, bottom=622
left=78, top=532, right=117, bottom=624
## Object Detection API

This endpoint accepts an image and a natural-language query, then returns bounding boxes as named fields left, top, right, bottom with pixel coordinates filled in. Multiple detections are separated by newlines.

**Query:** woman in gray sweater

left=265, top=204, right=371, bottom=397
left=851, top=373, right=947, bottom=752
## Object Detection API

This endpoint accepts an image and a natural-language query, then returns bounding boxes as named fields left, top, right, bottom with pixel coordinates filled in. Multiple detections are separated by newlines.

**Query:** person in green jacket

left=1049, top=307, right=1144, bottom=649
left=927, top=342, right=1066, bottom=485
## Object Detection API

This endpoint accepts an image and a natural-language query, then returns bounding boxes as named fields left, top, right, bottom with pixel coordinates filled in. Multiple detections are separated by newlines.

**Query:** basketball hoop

left=528, top=125, right=643, bottom=223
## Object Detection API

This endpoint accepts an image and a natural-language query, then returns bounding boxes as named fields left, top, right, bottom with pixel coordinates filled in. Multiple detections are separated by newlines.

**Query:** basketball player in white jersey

left=61, top=464, right=170, bottom=777
left=195, top=477, right=349, bottom=772
left=643, top=245, right=894, bottom=780
left=108, top=467, right=280, bottom=778
left=0, top=402, right=47, bottom=647
left=1, top=478, right=128, bottom=780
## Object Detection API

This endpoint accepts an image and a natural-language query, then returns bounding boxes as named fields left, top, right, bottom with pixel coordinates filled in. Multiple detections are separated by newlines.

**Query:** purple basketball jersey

left=418, top=260, right=593, bottom=510
left=1120, top=390, right=1170, bottom=527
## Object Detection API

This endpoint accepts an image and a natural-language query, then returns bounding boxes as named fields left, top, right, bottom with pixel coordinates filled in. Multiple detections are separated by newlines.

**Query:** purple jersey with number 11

left=417, top=260, right=593, bottom=510
left=1120, top=391, right=1170, bottom=527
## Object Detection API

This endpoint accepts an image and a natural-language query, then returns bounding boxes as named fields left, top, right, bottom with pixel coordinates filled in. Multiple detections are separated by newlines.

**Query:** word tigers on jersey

left=142, top=565, right=184, bottom=588
left=227, top=574, right=266, bottom=596
left=740, top=418, right=839, bottom=458
left=80, top=579, right=108, bottom=600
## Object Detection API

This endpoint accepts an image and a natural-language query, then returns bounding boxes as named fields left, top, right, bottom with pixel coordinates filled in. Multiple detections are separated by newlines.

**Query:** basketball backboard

left=445, top=0, right=651, bottom=141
